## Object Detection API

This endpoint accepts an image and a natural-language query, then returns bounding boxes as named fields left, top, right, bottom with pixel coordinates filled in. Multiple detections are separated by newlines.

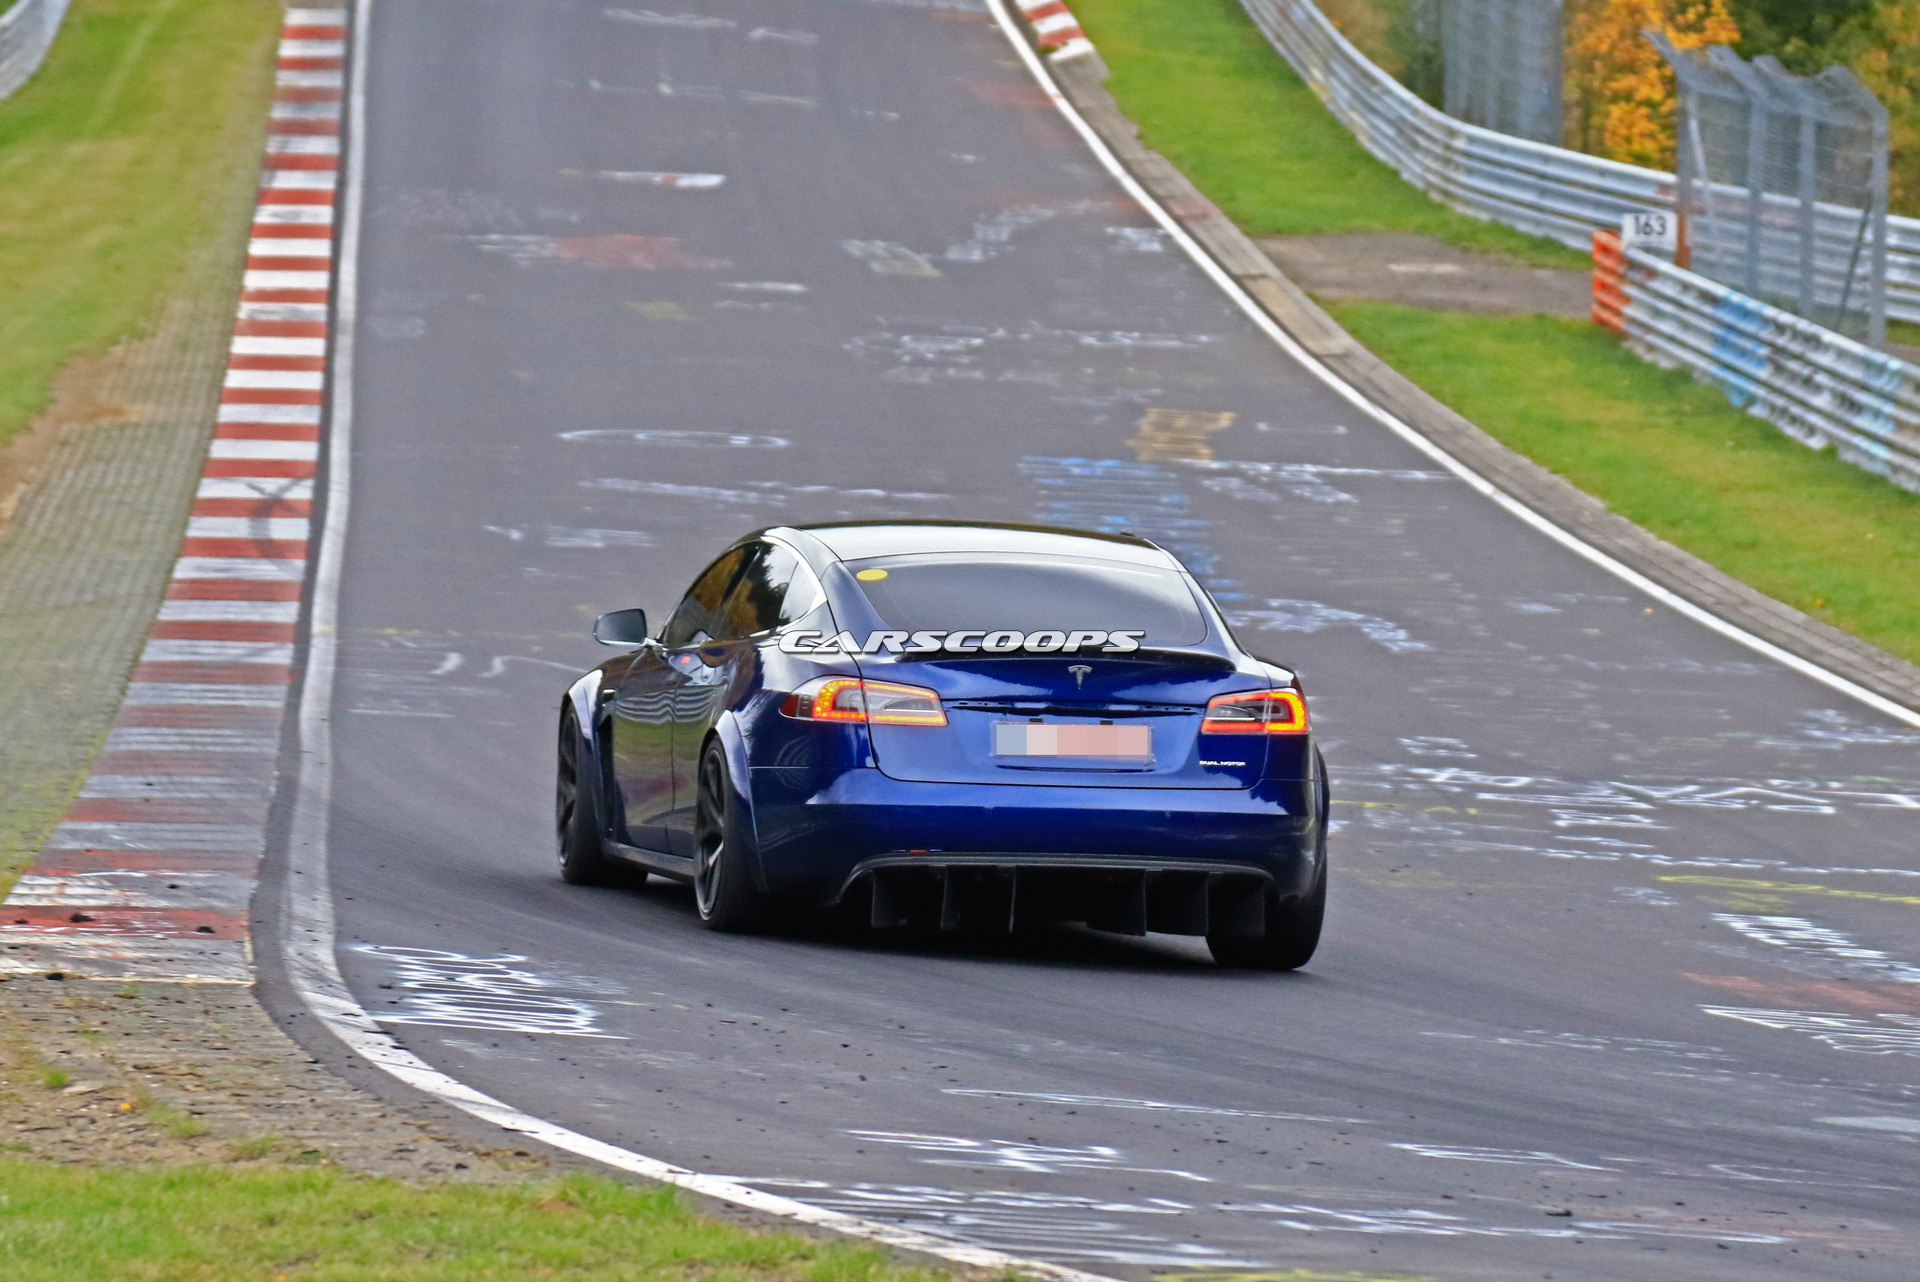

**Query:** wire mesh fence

left=1439, top=0, right=1563, bottom=146
left=1653, top=32, right=1890, bottom=347
left=1237, top=0, right=1920, bottom=327
left=0, top=0, right=70, bottom=102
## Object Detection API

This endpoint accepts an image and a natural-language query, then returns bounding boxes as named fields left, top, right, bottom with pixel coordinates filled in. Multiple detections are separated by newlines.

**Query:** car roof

left=791, top=520, right=1178, bottom=568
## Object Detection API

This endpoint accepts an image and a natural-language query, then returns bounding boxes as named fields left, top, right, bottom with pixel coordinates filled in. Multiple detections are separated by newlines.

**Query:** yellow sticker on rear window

left=856, top=568, right=888, bottom=581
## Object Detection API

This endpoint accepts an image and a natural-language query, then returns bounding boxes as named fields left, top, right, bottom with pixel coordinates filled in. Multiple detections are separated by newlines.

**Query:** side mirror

left=592, top=608, right=650, bottom=647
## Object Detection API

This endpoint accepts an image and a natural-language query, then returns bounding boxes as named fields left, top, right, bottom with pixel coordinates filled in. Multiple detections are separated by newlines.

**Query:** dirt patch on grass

left=1257, top=231, right=1593, bottom=318
left=0, top=975, right=532, bottom=1178
left=0, top=340, right=155, bottom=539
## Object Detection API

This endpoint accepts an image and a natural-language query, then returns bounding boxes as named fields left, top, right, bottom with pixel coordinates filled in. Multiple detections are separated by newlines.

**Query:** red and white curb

left=1015, top=0, right=1095, bottom=61
left=1, top=7, right=345, bottom=983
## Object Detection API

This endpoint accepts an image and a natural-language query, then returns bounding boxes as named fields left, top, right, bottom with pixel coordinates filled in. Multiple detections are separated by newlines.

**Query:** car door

left=661, top=541, right=817, bottom=856
left=607, top=547, right=748, bottom=853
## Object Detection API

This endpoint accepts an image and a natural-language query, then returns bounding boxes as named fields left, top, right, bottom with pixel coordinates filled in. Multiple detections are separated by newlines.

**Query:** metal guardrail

left=1594, top=230, right=1920, bottom=492
left=1239, top=0, right=1920, bottom=325
left=0, top=0, right=69, bottom=101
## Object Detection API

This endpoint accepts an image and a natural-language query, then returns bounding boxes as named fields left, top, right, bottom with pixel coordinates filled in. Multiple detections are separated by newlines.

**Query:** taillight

left=780, top=677, right=947, bottom=727
left=1201, top=688, right=1308, bottom=734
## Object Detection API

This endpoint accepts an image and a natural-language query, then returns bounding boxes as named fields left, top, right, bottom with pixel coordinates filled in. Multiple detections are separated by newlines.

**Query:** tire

left=556, top=705, right=629, bottom=886
left=692, top=739, right=774, bottom=932
left=1207, top=864, right=1324, bottom=970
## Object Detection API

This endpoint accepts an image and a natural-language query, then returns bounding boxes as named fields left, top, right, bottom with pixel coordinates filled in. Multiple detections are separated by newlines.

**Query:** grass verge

left=1325, top=304, right=1920, bottom=660
left=1071, top=0, right=1583, bottom=266
left=0, top=1162, right=945, bottom=1282
left=0, top=0, right=280, bottom=454
left=1073, top=0, right=1920, bottom=666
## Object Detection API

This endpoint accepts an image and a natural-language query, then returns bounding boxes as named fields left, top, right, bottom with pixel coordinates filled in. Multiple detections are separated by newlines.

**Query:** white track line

left=276, top=3, right=1115, bottom=1278
left=280, top=2, right=1920, bottom=1278
left=983, top=0, right=1920, bottom=730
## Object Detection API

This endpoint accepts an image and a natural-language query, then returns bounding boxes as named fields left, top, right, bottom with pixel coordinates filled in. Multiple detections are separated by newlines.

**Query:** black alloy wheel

left=693, top=740, right=773, bottom=931
left=556, top=706, right=626, bottom=886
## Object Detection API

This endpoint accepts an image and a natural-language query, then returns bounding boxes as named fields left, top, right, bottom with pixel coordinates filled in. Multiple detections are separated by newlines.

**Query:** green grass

left=1325, top=303, right=1920, bottom=661
left=0, top=1163, right=946, bottom=1282
left=1072, top=0, right=1920, bottom=666
left=0, top=0, right=281, bottom=452
left=1072, top=0, right=1584, bottom=267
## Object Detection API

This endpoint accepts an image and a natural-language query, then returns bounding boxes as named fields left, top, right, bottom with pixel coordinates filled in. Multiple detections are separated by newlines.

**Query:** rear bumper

left=747, top=766, right=1321, bottom=912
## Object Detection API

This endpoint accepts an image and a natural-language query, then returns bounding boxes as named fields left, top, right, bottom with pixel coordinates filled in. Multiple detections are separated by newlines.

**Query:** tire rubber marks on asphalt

left=0, top=7, right=345, bottom=981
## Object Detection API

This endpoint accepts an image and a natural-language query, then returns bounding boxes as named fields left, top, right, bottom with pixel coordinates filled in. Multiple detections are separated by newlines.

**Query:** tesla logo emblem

left=1068, top=664, right=1092, bottom=688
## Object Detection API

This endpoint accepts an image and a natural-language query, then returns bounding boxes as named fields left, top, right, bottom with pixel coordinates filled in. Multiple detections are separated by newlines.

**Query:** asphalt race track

left=301, top=1, right=1920, bottom=1276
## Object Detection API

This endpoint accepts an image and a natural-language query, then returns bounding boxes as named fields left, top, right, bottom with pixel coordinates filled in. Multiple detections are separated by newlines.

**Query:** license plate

left=993, top=722, right=1152, bottom=760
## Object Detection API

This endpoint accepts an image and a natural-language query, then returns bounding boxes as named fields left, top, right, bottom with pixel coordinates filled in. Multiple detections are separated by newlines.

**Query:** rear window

left=845, top=553, right=1208, bottom=646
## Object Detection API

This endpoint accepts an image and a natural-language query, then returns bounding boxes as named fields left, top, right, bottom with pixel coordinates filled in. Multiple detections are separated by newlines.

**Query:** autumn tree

left=1831, top=2, right=1920, bottom=213
left=1565, top=0, right=1742, bottom=168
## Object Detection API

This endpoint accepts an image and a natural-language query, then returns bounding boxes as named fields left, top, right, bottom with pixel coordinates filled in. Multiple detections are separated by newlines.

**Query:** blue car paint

left=575, top=521, right=1325, bottom=910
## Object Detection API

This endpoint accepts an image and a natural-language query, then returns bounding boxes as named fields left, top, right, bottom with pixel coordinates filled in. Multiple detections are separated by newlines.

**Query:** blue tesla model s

left=555, top=521, right=1328, bottom=969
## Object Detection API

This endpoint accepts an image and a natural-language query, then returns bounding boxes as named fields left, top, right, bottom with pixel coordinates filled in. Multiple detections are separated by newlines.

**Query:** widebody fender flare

left=562, top=669, right=613, bottom=842
left=706, top=711, right=770, bottom=893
